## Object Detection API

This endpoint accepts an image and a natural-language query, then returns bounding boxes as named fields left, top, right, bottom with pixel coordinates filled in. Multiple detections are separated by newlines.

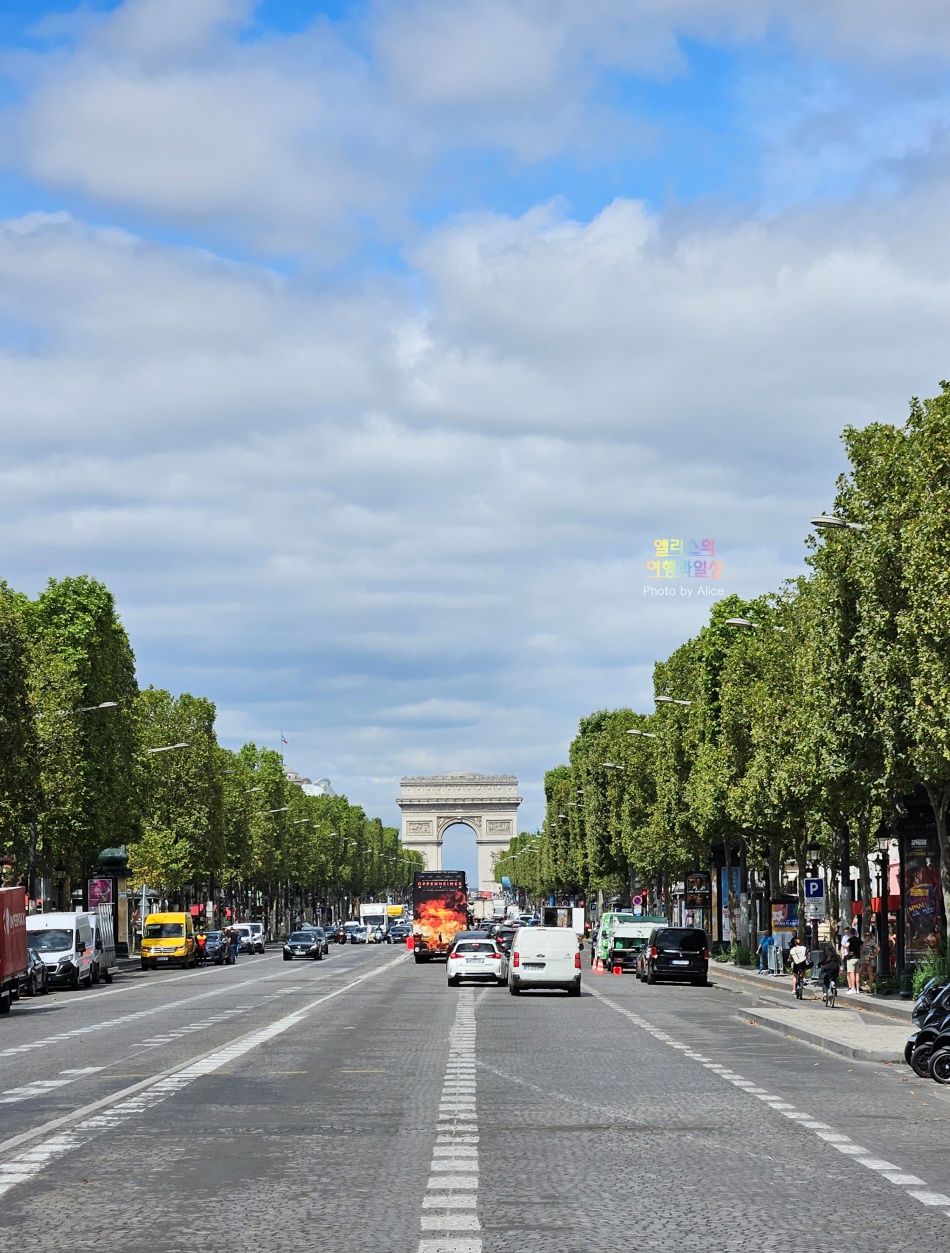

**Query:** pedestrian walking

left=756, top=929, right=774, bottom=974
left=227, top=926, right=239, bottom=964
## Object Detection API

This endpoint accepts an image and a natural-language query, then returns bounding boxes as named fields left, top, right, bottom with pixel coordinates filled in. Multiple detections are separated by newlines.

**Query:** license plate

left=671, top=959, right=689, bottom=966
left=157, top=957, right=169, bottom=962
left=465, top=958, right=484, bottom=964
left=523, top=962, right=544, bottom=970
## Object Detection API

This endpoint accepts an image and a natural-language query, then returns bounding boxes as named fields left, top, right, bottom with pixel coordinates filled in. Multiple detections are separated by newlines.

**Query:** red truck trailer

left=412, top=871, right=467, bottom=963
left=1, top=886, right=29, bottom=1015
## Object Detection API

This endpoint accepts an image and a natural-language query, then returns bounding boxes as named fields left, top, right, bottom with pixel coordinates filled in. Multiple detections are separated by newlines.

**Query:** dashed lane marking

left=417, top=990, right=481, bottom=1253
left=591, top=984, right=950, bottom=1223
left=0, top=1068, right=104, bottom=1106
left=0, top=952, right=408, bottom=1177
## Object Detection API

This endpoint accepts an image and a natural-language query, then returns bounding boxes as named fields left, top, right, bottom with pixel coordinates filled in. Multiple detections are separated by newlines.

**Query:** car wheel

left=82, top=971, right=92, bottom=989
left=509, top=979, right=521, bottom=996
left=91, top=964, right=100, bottom=986
left=568, top=979, right=581, bottom=997
left=103, top=968, right=113, bottom=984
left=40, top=976, right=49, bottom=995
left=414, top=954, right=428, bottom=964
left=316, top=951, right=323, bottom=960
left=646, top=968, right=656, bottom=985
left=448, top=976, right=460, bottom=987
left=691, top=977, right=708, bottom=987
left=283, top=954, right=292, bottom=961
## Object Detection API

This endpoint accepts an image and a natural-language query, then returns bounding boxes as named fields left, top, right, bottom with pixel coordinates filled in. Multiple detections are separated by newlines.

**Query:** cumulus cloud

left=3, top=173, right=950, bottom=822
left=6, top=2, right=950, bottom=826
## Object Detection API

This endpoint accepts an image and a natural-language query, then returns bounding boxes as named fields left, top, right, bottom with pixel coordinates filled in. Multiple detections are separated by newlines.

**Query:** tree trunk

left=923, top=781, right=950, bottom=946
left=724, top=840, right=740, bottom=948
left=856, top=808, right=873, bottom=937
left=792, top=824, right=806, bottom=942
left=838, top=822, right=852, bottom=933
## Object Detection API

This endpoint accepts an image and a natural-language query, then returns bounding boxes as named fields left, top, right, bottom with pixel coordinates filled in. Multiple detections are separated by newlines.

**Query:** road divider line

left=0, top=952, right=407, bottom=1176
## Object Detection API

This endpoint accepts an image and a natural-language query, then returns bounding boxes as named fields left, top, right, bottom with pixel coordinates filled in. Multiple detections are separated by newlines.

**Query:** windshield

left=362, top=914, right=385, bottom=926
left=144, top=922, right=184, bottom=939
left=289, top=933, right=315, bottom=943
left=454, top=941, right=496, bottom=954
left=28, top=929, right=73, bottom=952
left=205, top=931, right=222, bottom=940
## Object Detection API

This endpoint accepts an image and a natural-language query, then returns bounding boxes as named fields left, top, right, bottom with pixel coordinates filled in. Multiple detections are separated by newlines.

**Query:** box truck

left=1, top=887, right=28, bottom=1014
left=412, top=871, right=467, bottom=963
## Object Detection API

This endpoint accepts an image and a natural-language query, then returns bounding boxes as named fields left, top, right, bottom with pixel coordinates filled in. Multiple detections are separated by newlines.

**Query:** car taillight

left=650, top=946, right=658, bottom=958
left=703, top=948, right=709, bottom=960
left=574, top=952, right=581, bottom=969
left=512, top=952, right=519, bottom=967
left=488, top=951, right=501, bottom=959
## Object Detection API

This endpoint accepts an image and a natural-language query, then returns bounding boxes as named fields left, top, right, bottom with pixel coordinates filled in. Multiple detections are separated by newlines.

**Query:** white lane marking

left=590, top=985, right=950, bottom=1221
left=0, top=1068, right=105, bottom=1106
left=0, top=952, right=407, bottom=1173
left=0, top=956, right=368, bottom=1060
left=418, top=992, right=481, bottom=1253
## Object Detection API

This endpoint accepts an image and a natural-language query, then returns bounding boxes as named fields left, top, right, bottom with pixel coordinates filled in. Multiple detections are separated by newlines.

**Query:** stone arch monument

left=397, top=773, right=522, bottom=894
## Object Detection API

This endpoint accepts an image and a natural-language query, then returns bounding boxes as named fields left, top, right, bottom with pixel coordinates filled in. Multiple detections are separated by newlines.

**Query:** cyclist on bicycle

left=819, top=943, right=840, bottom=999
left=788, top=936, right=809, bottom=997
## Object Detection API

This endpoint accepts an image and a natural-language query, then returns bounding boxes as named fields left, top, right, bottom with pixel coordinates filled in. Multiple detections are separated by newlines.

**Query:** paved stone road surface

left=1, top=950, right=948, bottom=1252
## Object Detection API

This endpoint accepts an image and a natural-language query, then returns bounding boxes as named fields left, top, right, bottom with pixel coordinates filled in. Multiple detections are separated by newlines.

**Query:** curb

left=711, top=962, right=913, bottom=1024
left=744, top=1008, right=906, bottom=1063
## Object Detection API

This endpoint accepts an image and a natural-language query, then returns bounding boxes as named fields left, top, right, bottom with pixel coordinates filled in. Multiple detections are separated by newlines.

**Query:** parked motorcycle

left=904, top=979, right=950, bottom=1077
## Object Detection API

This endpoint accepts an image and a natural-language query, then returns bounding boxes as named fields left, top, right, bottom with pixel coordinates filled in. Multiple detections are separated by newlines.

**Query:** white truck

left=359, top=902, right=388, bottom=941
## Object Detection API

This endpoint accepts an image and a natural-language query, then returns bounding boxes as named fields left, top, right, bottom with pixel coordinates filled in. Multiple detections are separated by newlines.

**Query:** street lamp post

left=875, top=829, right=892, bottom=984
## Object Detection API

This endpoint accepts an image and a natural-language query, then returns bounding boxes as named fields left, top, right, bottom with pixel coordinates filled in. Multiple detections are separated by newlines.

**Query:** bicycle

left=822, top=972, right=838, bottom=1008
left=792, top=965, right=806, bottom=1000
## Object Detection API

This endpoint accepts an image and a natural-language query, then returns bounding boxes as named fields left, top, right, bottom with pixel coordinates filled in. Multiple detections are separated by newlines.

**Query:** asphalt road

left=2, top=950, right=949, bottom=1252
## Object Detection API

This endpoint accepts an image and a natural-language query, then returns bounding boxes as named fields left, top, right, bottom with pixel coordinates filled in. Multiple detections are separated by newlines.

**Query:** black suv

left=639, top=927, right=708, bottom=986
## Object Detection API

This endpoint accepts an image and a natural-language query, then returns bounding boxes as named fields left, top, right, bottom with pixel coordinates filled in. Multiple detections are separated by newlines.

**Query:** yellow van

left=141, top=912, right=196, bottom=970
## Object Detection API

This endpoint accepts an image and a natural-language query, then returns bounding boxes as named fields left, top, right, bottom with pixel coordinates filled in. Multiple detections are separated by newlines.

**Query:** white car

left=447, top=938, right=508, bottom=987
left=509, top=926, right=581, bottom=996
left=244, top=921, right=266, bottom=953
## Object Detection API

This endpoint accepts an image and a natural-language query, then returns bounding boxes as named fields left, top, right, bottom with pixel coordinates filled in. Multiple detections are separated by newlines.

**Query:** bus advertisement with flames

left=412, top=871, right=468, bottom=963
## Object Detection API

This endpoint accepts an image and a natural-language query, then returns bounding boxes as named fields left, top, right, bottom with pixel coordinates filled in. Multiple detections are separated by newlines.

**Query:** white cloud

left=4, top=178, right=950, bottom=823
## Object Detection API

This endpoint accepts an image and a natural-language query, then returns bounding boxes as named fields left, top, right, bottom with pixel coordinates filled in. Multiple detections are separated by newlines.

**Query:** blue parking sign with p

left=804, top=878, right=824, bottom=899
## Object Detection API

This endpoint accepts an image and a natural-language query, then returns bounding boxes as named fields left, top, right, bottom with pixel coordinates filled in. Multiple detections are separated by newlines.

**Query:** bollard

left=612, top=965, right=623, bottom=975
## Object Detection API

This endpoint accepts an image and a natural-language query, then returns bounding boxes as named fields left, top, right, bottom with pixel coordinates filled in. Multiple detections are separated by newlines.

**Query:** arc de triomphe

left=397, top=773, right=522, bottom=895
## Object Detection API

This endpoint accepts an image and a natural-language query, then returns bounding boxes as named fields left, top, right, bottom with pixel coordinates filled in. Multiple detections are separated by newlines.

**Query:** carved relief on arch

left=405, top=820, right=434, bottom=835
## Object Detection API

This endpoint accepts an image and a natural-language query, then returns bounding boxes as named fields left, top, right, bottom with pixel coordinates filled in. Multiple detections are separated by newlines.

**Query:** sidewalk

left=710, top=961, right=913, bottom=1063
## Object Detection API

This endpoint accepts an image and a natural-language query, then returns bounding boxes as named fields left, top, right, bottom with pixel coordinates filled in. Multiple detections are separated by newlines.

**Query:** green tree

left=25, top=576, right=139, bottom=891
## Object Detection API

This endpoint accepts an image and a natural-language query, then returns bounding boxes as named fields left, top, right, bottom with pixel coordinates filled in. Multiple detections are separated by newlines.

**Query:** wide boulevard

left=1, top=947, right=948, bottom=1252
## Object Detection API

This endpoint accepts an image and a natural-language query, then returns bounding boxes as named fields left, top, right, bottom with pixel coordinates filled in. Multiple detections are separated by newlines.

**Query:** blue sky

left=3, top=1, right=950, bottom=872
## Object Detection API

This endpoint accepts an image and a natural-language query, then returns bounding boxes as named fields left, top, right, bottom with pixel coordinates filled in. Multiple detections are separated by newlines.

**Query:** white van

left=509, top=926, right=581, bottom=997
left=84, top=905, right=118, bottom=984
left=26, top=912, right=95, bottom=990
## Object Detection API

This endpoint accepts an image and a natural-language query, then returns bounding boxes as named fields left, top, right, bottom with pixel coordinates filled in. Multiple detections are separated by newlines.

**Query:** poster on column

left=905, top=856, right=938, bottom=963
left=720, top=866, right=740, bottom=942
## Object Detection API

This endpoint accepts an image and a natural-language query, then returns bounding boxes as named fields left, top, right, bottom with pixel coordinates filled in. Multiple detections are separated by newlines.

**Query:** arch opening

left=439, top=822, right=479, bottom=888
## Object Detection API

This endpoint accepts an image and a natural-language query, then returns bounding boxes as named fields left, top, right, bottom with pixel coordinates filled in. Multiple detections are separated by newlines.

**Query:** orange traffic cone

left=612, top=965, right=623, bottom=975
left=594, top=958, right=605, bottom=974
